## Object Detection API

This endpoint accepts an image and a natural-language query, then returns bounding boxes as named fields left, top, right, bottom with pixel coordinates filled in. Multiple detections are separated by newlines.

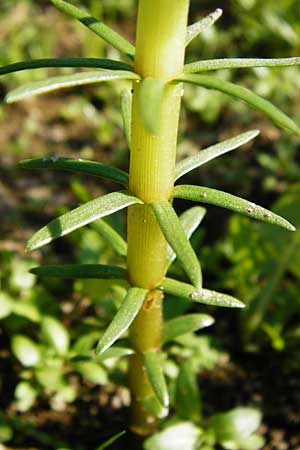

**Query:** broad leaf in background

left=143, top=351, right=169, bottom=407
left=19, top=157, right=129, bottom=187
left=161, top=278, right=245, bottom=308
left=27, top=190, right=142, bottom=251
left=173, top=185, right=295, bottom=231
left=41, top=316, right=69, bottom=355
left=6, top=70, right=140, bottom=103
left=152, top=201, right=202, bottom=287
left=51, top=0, right=135, bottom=60
left=144, top=422, right=203, bottom=450
left=11, top=336, right=41, bottom=367
left=175, top=74, right=300, bottom=136
left=175, top=130, right=259, bottom=181
left=95, top=287, right=148, bottom=355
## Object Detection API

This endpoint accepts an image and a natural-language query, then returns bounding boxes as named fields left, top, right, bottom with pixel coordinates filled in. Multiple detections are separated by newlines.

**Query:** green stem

left=127, top=0, right=190, bottom=435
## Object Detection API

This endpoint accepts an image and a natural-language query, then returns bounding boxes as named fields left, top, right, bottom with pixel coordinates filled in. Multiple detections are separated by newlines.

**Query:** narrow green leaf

left=6, top=70, right=140, bottom=103
left=120, top=89, right=132, bottom=148
left=186, top=8, right=223, bottom=46
left=19, top=156, right=129, bottom=187
left=163, top=313, right=215, bottom=344
left=176, top=360, right=201, bottom=421
left=0, top=58, right=132, bottom=77
left=161, top=278, right=245, bottom=308
left=96, top=345, right=134, bottom=362
left=95, top=287, right=147, bottom=355
left=93, top=220, right=127, bottom=257
left=30, top=264, right=127, bottom=280
left=141, top=395, right=168, bottom=419
left=51, top=0, right=135, bottom=60
left=167, top=206, right=206, bottom=268
left=151, top=201, right=202, bottom=287
left=184, top=57, right=300, bottom=73
left=175, top=74, right=300, bottom=136
left=27, top=190, right=142, bottom=251
left=95, top=431, right=126, bottom=450
left=175, top=130, right=259, bottom=181
left=137, top=77, right=165, bottom=134
left=173, top=185, right=296, bottom=231
left=143, top=351, right=169, bottom=408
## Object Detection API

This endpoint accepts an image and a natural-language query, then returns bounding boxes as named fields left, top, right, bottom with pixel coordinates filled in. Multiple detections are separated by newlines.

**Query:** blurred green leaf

left=152, top=201, right=202, bottom=287
left=161, top=278, right=245, bottom=308
left=176, top=74, right=300, bottom=136
left=6, top=70, right=140, bottom=103
left=27, top=190, right=142, bottom=251
left=31, top=264, right=127, bottom=280
left=143, top=351, right=169, bottom=408
left=185, top=57, right=300, bottom=73
left=95, top=287, right=148, bottom=355
left=15, top=381, right=38, bottom=412
left=51, top=0, right=135, bottom=60
left=141, top=394, right=169, bottom=419
left=173, top=185, right=295, bottom=231
left=186, top=8, right=223, bottom=46
left=95, top=431, right=126, bottom=450
left=93, top=220, right=127, bottom=257
left=163, top=313, right=214, bottom=344
left=19, top=157, right=129, bottom=187
left=175, top=360, right=201, bottom=421
left=167, top=206, right=206, bottom=268
left=12, top=335, right=41, bottom=367
left=75, top=361, right=108, bottom=385
left=144, top=422, right=203, bottom=450
left=96, top=345, right=134, bottom=362
left=41, top=316, right=70, bottom=355
left=137, top=77, right=165, bottom=134
left=0, top=293, right=13, bottom=319
left=175, top=130, right=259, bottom=181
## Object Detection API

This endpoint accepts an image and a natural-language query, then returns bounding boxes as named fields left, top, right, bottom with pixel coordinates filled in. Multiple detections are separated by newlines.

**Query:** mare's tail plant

left=1, top=0, right=299, bottom=436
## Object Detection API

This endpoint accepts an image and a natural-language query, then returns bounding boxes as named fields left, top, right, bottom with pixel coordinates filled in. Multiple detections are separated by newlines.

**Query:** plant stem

left=127, top=0, right=190, bottom=434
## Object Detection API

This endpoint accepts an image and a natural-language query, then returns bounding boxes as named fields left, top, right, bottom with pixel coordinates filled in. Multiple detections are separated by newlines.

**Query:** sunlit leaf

left=30, top=264, right=127, bottom=280
left=15, top=381, right=37, bottom=412
left=95, top=431, right=126, bottom=450
left=144, top=422, right=203, bottom=450
left=41, top=316, right=69, bottom=355
left=186, top=8, right=223, bottom=46
left=51, top=0, right=135, bottom=60
left=173, top=185, right=295, bottom=231
left=137, top=77, right=165, bottom=134
left=75, top=361, right=108, bottom=385
left=209, top=408, right=262, bottom=443
left=161, top=278, right=245, bottom=308
left=175, top=130, right=259, bottom=181
left=95, top=287, right=148, bottom=355
left=184, top=57, right=300, bottom=73
left=96, top=345, right=134, bottom=362
left=163, top=313, right=214, bottom=344
left=11, top=335, right=41, bottom=367
left=166, top=206, right=206, bottom=268
left=6, top=70, right=140, bottom=103
left=151, top=201, right=202, bottom=287
left=93, top=220, right=127, bottom=257
left=143, top=351, right=169, bottom=407
left=0, top=293, right=13, bottom=319
left=175, top=74, right=300, bottom=136
left=27, top=190, right=142, bottom=251
left=19, top=156, right=129, bottom=186
left=0, top=58, right=132, bottom=76
left=176, top=360, right=201, bottom=421
left=120, top=89, right=132, bottom=148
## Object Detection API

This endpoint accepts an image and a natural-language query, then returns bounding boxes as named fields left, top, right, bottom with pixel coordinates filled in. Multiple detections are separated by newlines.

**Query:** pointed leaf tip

left=95, top=287, right=147, bottom=355
left=186, top=8, right=223, bottom=46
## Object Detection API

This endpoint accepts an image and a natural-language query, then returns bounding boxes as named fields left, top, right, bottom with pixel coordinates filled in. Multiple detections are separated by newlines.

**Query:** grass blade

left=186, top=9, right=223, bottom=46
left=51, top=0, right=135, bottom=60
left=175, top=130, right=259, bottom=181
left=166, top=206, right=206, bottom=268
left=0, top=58, right=132, bottom=77
left=163, top=313, right=215, bottom=344
left=137, top=77, right=165, bottom=134
left=143, top=351, right=169, bottom=408
left=184, top=57, right=300, bottom=73
left=27, top=190, right=142, bottom=251
left=151, top=201, right=202, bottom=287
left=95, top=431, right=126, bottom=450
left=161, top=278, right=245, bottom=308
left=6, top=70, right=140, bottom=103
left=176, top=74, right=300, bottom=136
left=19, top=156, right=129, bottom=187
left=120, top=89, right=132, bottom=148
left=93, top=220, right=127, bottom=257
left=30, top=264, right=127, bottom=280
left=173, top=185, right=296, bottom=231
left=95, top=287, right=148, bottom=355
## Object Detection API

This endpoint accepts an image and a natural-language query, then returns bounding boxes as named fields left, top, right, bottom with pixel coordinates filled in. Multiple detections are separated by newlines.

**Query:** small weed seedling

left=1, top=0, right=299, bottom=443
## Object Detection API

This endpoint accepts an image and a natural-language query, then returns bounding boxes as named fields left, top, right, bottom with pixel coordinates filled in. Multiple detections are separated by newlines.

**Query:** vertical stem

left=127, top=0, right=189, bottom=435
